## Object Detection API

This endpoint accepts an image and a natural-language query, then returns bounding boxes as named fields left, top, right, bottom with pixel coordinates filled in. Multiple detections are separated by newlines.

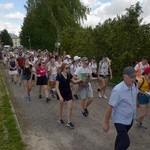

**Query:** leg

left=28, top=79, right=32, bottom=95
left=85, top=98, right=93, bottom=108
left=58, top=100, right=64, bottom=119
left=39, top=85, right=42, bottom=96
left=43, top=85, right=49, bottom=98
left=67, top=100, right=73, bottom=123
left=136, top=104, right=148, bottom=122
left=23, top=80, right=28, bottom=98
left=114, top=123, right=132, bottom=150
left=81, top=99, right=86, bottom=112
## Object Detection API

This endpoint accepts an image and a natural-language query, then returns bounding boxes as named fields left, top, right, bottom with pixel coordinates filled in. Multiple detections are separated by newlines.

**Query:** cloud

left=0, top=21, right=21, bottom=36
left=0, top=3, right=14, bottom=10
left=4, top=12, right=25, bottom=20
left=81, top=0, right=150, bottom=28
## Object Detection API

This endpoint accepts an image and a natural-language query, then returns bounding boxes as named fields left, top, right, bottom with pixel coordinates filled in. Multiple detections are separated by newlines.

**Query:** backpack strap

left=138, top=77, right=145, bottom=90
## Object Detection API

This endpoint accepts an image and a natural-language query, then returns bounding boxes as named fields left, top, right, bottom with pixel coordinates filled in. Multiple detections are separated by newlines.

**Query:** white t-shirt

left=89, top=62, right=97, bottom=73
left=70, top=64, right=80, bottom=74
left=48, top=65, right=57, bottom=74
left=99, top=61, right=110, bottom=75
left=134, top=62, right=149, bottom=74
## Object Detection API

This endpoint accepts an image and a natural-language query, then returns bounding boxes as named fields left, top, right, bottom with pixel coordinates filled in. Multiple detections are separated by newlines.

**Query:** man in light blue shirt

left=103, top=66, right=139, bottom=150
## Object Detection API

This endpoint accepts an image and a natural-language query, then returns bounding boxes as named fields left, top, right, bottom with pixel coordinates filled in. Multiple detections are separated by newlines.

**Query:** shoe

left=136, top=119, right=147, bottom=129
left=46, top=98, right=51, bottom=102
left=74, top=95, right=79, bottom=100
left=58, top=119, right=64, bottom=125
left=39, top=95, right=42, bottom=99
left=84, top=108, right=89, bottom=115
left=102, top=95, right=108, bottom=99
left=28, top=96, right=31, bottom=101
left=81, top=111, right=88, bottom=118
left=19, top=82, right=21, bottom=87
left=98, top=92, right=102, bottom=98
left=66, top=122, right=74, bottom=129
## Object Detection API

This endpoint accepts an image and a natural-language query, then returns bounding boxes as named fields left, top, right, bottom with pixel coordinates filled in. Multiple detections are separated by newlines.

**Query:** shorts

left=79, top=84, right=93, bottom=100
left=22, top=75, right=31, bottom=80
left=18, top=68, right=22, bottom=75
left=92, top=72, right=98, bottom=77
left=36, top=76, right=48, bottom=85
left=57, top=91, right=73, bottom=101
left=138, top=93, right=149, bottom=105
left=9, top=70, right=18, bottom=75
left=49, top=74, right=57, bottom=81
left=100, top=74, right=109, bottom=79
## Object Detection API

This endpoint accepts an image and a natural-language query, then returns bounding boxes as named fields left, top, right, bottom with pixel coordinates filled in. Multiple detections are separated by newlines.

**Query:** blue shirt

left=109, top=81, right=139, bottom=125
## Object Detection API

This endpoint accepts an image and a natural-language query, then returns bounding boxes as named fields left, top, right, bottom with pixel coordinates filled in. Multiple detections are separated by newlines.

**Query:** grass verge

left=0, top=69, right=26, bottom=150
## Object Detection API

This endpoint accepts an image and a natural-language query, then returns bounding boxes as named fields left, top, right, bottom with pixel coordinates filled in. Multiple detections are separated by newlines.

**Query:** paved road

left=2, top=66, right=150, bottom=150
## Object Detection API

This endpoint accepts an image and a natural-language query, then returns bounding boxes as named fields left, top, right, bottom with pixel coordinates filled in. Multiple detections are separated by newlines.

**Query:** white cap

left=74, top=56, right=81, bottom=61
left=66, top=55, right=71, bottom=59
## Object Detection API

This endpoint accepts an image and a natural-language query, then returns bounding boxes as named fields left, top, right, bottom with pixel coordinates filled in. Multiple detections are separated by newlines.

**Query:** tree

left=1, top=29, right=13, bottom=46
left=20, top=0, right=89, bottom=50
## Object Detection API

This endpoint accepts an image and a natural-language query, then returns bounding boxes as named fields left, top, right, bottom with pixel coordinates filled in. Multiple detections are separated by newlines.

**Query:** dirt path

left=2, top=66, right=150, bottom=150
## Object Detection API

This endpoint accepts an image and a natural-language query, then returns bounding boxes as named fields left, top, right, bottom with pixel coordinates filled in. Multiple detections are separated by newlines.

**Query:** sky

left=0, top=0, right=150, bottom=36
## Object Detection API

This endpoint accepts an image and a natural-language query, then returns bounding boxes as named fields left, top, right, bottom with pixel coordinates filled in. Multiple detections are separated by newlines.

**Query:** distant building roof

left=9, top=33, right=19, bottom=39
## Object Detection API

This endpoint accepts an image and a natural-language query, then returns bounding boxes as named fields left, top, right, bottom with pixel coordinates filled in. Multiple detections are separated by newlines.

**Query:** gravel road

left=2, top=66, right=150, bottom=150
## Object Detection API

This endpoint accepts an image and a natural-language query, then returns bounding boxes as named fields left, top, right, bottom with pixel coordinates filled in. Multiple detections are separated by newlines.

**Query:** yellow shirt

left=138, top=76, right=150, bottom=92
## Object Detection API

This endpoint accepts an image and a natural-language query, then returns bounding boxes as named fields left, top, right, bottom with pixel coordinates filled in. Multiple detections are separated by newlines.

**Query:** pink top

left=36, top=67, right=47, bottom=77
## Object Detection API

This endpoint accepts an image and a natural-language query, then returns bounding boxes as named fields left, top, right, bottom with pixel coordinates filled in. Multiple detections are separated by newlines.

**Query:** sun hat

left=123, top=66, right=136, bottom=78
left=74, top=56, right=81, bottom=61
left=66, top=55, right=71, bottom=59
left=82, top=57, right=89, bottom=64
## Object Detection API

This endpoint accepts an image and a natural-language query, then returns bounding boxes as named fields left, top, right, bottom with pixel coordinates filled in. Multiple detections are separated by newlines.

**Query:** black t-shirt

left=56, top=72, right=73, bottom=96
left=21, top=64, right=32, bottom=77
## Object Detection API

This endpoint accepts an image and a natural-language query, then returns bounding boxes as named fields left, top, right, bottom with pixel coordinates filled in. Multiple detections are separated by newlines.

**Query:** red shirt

left=36, top=67, right=47, bottom=77
left=17, top=57, right=25, bottom=67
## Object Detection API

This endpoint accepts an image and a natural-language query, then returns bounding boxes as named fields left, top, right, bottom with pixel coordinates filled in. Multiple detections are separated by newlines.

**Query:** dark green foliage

left=21, top=2, right=150, bottom=80
left=0, top=29, right=13, bottom=46
left=20, top=0, right=88, bottom=50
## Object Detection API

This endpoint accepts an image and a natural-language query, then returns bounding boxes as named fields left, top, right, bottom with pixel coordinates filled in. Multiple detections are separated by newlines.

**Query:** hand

left=102, top=123, right=109, bottom=133
left=110, top=75, right=112, bottom=80
left=37, top=74, right=41, bottom=77
left=82, top=79, right=87, bottom=83
left=59, top=96, right=64, bottom=102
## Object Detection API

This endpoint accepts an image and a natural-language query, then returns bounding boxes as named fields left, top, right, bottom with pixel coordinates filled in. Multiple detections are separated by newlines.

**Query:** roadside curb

left=0, top=71, right=24, bottom=141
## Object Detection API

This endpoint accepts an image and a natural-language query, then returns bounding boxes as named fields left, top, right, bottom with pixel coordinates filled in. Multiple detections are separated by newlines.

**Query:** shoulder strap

left=139, top=77, right=145, bottom=90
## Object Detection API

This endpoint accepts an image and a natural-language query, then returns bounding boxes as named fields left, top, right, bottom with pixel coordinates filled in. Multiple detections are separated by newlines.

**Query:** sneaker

left=98, top=92, right=102, bottom=98
left=28, top=96, right=31, bottom=101
left=102, top=95, right=108, bottom=99
left=46, top=98, right=51, bottom=102
left=58, top=119, right=64, bottom=125
left=74, top=94, right=79, bottom=100
left=39, top=95, right=42, bottom=99
left=19, top=82, right=21, bottom=87
left=81, top=111, right=88, bottom=118
left=136, top=120, right=147, bottom=129
left=66, top=122, right=74, bottom=129
left=84, top=108, right=89, bottom=115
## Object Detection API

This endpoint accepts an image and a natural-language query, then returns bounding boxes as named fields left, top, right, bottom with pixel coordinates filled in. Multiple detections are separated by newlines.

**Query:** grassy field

left=0, top=69, right=26, bottom=150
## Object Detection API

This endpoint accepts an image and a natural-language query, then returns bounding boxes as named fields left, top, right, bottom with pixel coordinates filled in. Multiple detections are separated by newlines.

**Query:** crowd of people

left=0, top=49, right=150, bottom=150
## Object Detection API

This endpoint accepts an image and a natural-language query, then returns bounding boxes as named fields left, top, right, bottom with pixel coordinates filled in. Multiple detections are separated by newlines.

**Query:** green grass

left=0, top=69, right=26, bottom=150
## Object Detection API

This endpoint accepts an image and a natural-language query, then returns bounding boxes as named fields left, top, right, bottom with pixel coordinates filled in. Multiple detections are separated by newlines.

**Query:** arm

left=109, top=66, right=112, bottom=79
left=103, top=104, right=113, bottom=132
left=55, top=80, right=63, bottom=102
left=71, top=77, right=81, bottom=84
